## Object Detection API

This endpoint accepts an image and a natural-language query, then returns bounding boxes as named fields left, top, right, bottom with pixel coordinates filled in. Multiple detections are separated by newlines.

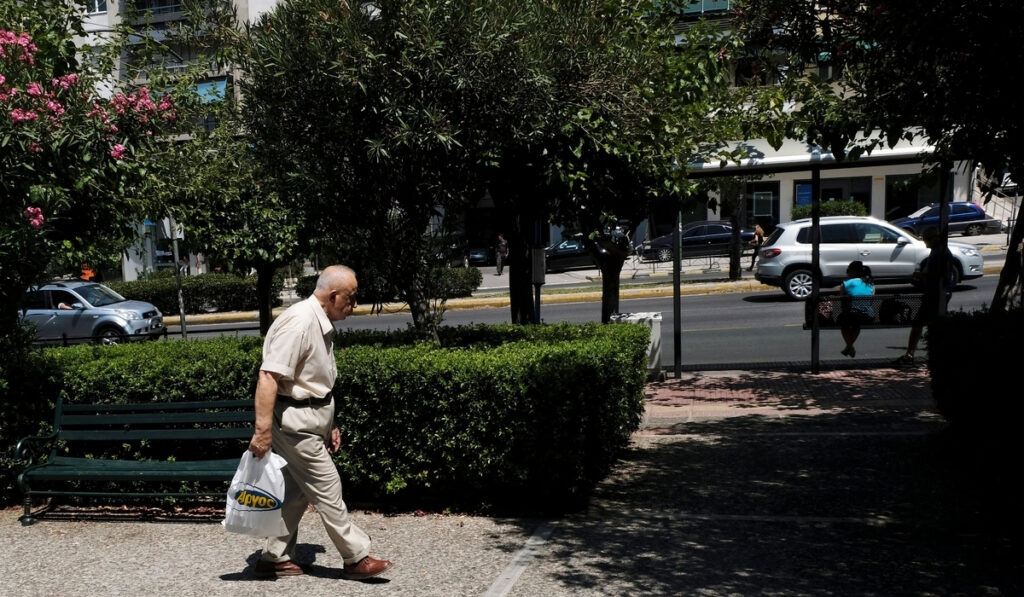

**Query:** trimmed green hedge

left=928, top=309, right=1023, bottom=432
left=2, top=323, right=649, bottom=513
left=296, top=266, right=482, bottom=304
left=791, top=200, right=868, bottom=220
left=105, top=273, right=283, bottom=316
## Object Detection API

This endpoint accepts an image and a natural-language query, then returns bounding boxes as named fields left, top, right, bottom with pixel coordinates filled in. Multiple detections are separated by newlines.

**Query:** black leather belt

left=276, top=392, right=333, bottom=407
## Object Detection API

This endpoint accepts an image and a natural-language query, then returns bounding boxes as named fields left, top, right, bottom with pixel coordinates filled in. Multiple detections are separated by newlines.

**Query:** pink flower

left=110, top=144, right=126, bottom=160
left=0, top=74, right=5, bottom=85
left=9, top=108, right=38, bottom=123
left=23, top=206, right=44, bottom=229
left=51, top=73, right=78, bottom=90
left=26, top=82, right=42, bottom=96
left=27, top=141, right=41, bottom=152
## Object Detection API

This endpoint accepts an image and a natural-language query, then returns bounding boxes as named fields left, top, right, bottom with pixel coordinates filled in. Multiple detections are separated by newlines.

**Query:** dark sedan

left=889, top=202, right=1002, bottom=236
left=544, top=236, right=597, bottom=272
left=640, top=222, right=755, bottom=262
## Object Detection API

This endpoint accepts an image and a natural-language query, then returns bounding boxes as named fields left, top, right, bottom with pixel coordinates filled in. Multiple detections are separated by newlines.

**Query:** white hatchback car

left=754, top=216, right=984, bottom=300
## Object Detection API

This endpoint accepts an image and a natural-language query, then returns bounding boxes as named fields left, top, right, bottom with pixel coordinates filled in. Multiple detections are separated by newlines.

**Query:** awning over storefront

left=687, top=135, right=935, bottom=178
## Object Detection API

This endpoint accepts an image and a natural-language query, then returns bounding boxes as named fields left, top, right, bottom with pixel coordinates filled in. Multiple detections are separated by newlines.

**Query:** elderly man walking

left=247, top=265, right=393, bottom=580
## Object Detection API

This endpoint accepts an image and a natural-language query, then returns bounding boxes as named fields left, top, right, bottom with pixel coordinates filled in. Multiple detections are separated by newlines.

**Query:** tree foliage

left=732, top=0, right=1023, bottom=311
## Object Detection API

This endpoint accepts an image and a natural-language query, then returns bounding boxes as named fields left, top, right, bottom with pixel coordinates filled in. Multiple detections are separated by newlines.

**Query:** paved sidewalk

left=3, top=367, right=1020, bottom=596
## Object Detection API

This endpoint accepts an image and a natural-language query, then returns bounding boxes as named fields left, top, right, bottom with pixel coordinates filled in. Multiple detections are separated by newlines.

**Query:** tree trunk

left=507, top=231, right=535, bottom=324
left=404, top=262, right=442, bottom=343
left=990, top=215, right=1024, bottom=313
left=255, top=261, right=277, bottom=336
left=598, top=256, right=624, bottom=323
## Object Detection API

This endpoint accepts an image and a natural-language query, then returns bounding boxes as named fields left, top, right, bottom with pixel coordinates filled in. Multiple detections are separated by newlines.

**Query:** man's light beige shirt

left=260, top=295, right=337, bottom=399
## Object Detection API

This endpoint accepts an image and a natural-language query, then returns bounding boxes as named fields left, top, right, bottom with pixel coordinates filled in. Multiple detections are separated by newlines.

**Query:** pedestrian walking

left=495, top=234, right=509, bottom=276
left=247, top=264, right=393, bottom=580
left=747, top=224, right=765, bottom=271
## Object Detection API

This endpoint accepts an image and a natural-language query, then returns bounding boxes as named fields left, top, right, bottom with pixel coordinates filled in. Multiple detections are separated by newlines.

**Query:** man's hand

left=248, top=430, right=272, bottom=459
left=249, top=370, right=281, bottom=459
left=328, top=427, right=342, bottom=454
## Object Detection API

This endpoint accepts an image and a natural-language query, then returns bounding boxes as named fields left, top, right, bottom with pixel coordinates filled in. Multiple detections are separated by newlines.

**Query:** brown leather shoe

left=343, top=556, right=393, bottom=580
left=254, top=559, right=304, bottom=578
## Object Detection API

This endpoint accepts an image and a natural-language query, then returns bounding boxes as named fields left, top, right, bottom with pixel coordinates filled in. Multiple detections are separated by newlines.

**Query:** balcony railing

left=682, top=0, right=731, bottom=14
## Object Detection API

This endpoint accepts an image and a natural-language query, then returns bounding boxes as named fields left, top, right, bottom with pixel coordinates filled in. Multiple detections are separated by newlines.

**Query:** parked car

left=544, top=235, right=597, bottom=272
left=467, top=245, right=494, bottom=266
left=889, top=202, right=1002, bottom=236
left=640, top=221, right=755, bottom=262
left=20, top=281, right=164, bottom=344
left=754, top=216, right=984, bottom=300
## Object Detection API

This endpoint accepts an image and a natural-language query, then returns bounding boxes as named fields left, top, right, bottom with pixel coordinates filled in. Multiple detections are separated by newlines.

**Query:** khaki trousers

left=261, top=398, right=371, bottom=565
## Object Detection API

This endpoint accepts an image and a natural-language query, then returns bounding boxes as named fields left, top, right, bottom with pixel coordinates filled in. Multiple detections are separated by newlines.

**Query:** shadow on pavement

left=530, top=370, right=1023, bottom=595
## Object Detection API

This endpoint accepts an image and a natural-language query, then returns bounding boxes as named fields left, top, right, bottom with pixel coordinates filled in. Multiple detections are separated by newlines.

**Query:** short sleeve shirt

left=261, top=295, right=337, bottom=400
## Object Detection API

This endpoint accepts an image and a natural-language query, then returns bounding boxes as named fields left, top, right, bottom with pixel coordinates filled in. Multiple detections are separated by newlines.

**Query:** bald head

left=313, top=265, right=358, bottom=321
left=315, top=265, right=356, bottom=294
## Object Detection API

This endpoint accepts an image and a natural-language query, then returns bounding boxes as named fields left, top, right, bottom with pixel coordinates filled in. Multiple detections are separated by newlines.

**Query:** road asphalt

left=3, top=232, right=1017, bottom=596
left=180, top=232, right=1011, bottom=324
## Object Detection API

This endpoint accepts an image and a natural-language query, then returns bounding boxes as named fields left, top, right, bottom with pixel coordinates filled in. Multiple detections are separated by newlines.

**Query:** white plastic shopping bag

left=222, top=451, right=289, bottom=537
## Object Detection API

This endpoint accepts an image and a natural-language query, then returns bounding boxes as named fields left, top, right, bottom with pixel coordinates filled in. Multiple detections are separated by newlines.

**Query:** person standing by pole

left=894, top=227, right=953, bottom=366
left=495, top=233, right=509, bottom=276
left=248, top=265, right=393, bottom=580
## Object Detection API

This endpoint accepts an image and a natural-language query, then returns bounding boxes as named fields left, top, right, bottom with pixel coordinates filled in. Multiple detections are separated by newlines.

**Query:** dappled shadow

left=538, top=405, right=1022, bottom=595
left=642, top=368, right=936, bottom=427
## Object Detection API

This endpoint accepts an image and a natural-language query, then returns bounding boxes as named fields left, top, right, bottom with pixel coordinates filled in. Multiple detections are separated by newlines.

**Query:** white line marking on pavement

left=483, top=523, right=554, bottom=597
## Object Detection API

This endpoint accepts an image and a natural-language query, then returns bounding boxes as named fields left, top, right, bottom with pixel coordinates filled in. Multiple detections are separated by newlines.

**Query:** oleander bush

left=1, top=322, right=649, bottom=513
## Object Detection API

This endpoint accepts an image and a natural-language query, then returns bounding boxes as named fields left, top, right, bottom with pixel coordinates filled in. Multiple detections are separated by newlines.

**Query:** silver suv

left=754, top=216, right=984, bottom=300
left=21, top=281, right=164, bottom=345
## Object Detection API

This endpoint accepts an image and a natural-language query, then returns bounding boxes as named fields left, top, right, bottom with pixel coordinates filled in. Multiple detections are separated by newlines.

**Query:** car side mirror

left=896, top=237, right=909, bottom=246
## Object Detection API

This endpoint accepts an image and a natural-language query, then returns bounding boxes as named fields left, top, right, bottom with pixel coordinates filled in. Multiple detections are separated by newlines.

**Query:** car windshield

left=907, top=205, right=932, bottom=218
left=75, top=283, right=126, bottom=307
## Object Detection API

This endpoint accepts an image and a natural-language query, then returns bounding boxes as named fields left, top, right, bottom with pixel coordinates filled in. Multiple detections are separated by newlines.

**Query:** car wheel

left=963, top=223, right=983, bottom=236
left=656, top=248, right=673, bottom=262
left=95, top=326, right=125, bottom=346
left=950, top=262, right=963, bottom=287
left=783, top=269, right=814, bottom=300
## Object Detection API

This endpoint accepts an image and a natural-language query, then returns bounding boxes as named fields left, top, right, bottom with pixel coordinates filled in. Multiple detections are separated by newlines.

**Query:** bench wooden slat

left=61, top=411, right=252, bottom=426
left=17, top=397, right=258, bottom=524
left=58, top=428, right=252, bottom=441
left=61, top=399, right=251, bottom=413
left=26, top=457, right=240, bottom=481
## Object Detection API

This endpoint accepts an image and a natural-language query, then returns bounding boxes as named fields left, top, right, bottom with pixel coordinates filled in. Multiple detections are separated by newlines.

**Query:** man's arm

left=249, top=370, right=281, bottom=458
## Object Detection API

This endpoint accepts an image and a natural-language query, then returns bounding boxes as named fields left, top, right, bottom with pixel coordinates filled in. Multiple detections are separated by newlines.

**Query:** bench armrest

left=15, top=431, right=58, bottom=466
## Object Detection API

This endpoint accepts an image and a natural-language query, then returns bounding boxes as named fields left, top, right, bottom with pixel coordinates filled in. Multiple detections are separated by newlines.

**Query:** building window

left=86, top=0, right=107, bottom=13
left=753, top=192, right=773, bottom=217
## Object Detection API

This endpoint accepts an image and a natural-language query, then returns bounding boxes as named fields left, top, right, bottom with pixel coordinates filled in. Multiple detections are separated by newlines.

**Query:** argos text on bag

left=222, top=451, right=289, bottom=537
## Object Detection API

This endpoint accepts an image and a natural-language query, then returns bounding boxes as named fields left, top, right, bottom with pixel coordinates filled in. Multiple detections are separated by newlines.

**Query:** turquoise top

left=843, top=278, right=875, bottom=316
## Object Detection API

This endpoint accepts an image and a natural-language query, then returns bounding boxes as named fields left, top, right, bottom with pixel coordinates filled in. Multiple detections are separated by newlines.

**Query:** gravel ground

left=4, top=368, right=1020, bottom=596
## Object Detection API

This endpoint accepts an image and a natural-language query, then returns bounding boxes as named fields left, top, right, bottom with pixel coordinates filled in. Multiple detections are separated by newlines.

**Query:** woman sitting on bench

left=839, top=260, right=874, bottom=358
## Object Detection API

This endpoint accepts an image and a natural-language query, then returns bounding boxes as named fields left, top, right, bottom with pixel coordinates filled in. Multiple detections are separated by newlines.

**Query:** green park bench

left=16, top=398, right=253, bottom=525
left=804, top=293, right=925, bottom=330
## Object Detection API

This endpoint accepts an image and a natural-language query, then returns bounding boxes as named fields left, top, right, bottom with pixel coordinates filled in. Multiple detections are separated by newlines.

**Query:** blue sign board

left=796, top=183, right=813, bottom=206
